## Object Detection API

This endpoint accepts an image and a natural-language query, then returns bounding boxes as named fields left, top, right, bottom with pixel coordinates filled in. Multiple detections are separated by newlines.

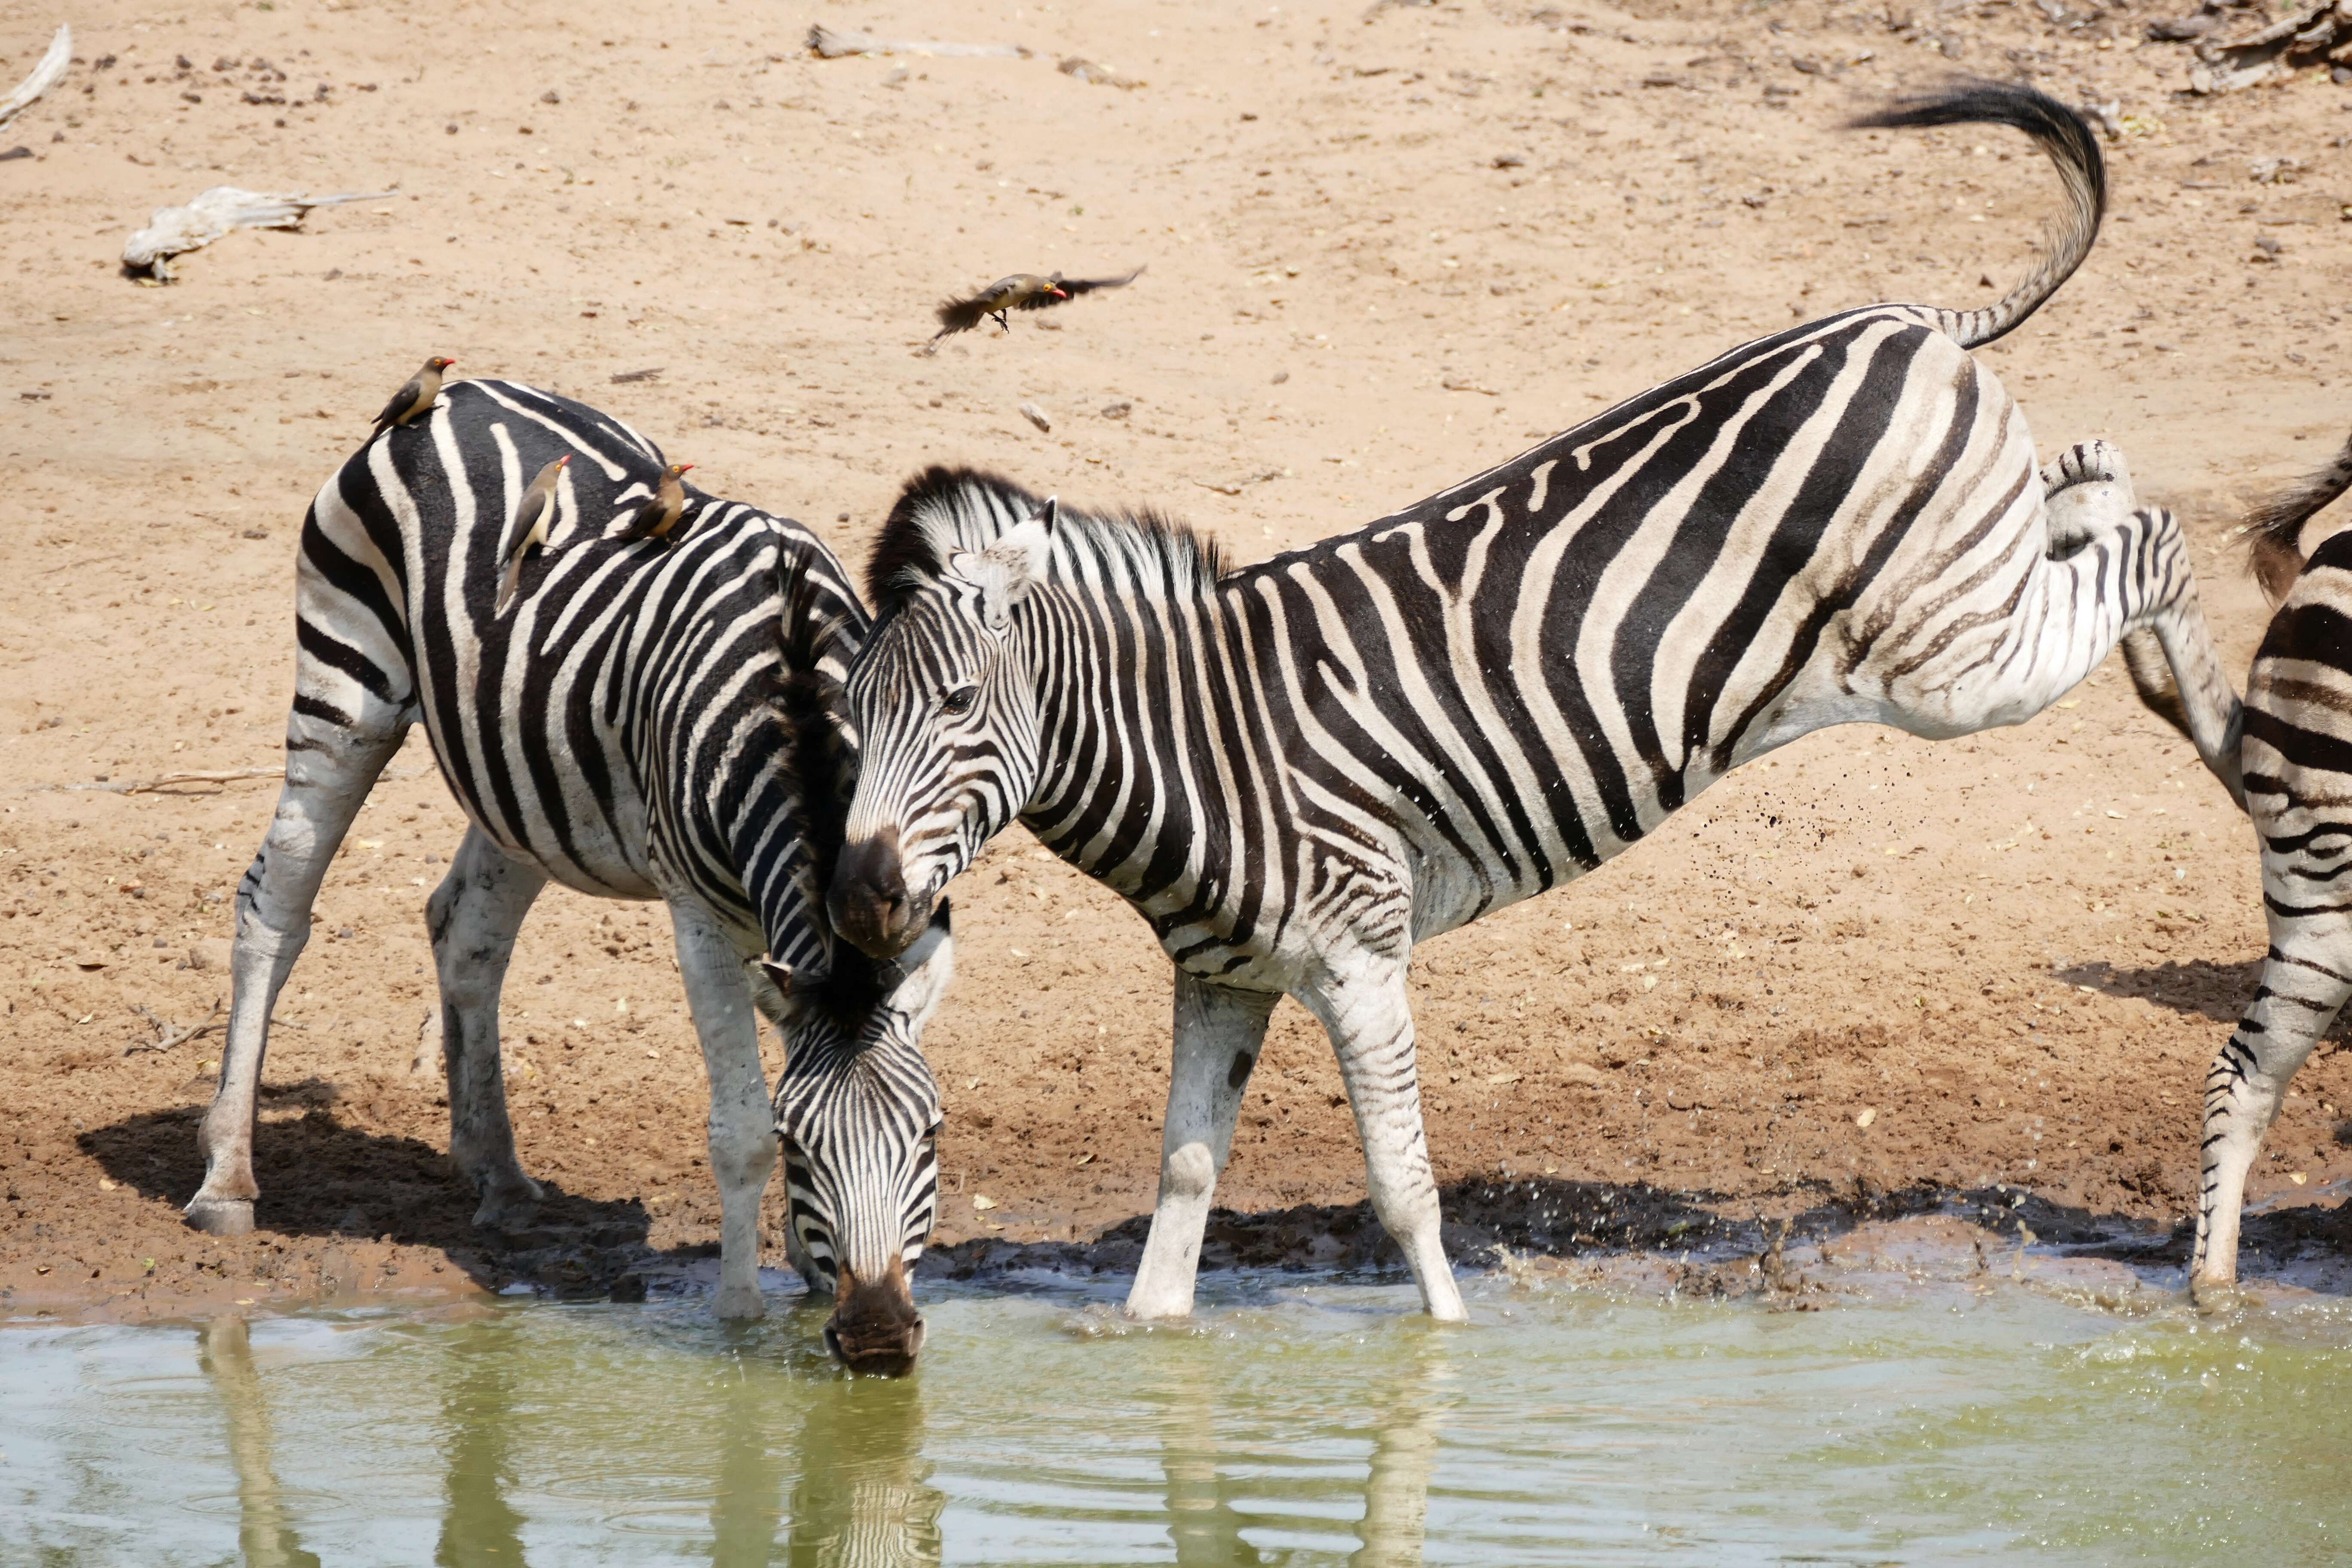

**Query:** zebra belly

left=412, top=704, right=662, bottom=900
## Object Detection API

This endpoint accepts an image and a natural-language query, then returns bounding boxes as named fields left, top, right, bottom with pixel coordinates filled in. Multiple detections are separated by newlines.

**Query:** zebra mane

left=869, top=465, right=1227, bottom=611
left=767, top=556, right=895, bottom=1025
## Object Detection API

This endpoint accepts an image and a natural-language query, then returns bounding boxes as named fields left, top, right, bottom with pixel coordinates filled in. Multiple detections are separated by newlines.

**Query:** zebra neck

left=1017, top=582, right=1246, bottom=919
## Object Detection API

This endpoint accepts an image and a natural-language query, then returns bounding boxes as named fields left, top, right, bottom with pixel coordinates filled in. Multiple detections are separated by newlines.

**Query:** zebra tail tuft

left=1849, top=79, right=2104, bottom=349
left=2244, top=427, right=2352, bottom=604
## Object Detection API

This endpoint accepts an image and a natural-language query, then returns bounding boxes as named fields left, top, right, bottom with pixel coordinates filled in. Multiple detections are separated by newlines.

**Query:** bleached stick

left=0, top=23, right=70, bottom=129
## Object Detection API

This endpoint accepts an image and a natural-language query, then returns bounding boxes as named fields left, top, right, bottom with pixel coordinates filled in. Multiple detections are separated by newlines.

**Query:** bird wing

left=1056, top=265, right=1145, bottom=299
left=494, top=493, right=554, bottom=615
left=494, top=548, right=530, bottom=616
left=370, top=374, right=423, bottom=433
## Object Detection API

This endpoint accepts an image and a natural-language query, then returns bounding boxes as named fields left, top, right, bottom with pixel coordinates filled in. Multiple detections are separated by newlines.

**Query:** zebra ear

left=759, top=958, right=793, bottom=996
left=987, top=500, right=1055, bottom=595
left=947, top=504, right=1054, bottom=630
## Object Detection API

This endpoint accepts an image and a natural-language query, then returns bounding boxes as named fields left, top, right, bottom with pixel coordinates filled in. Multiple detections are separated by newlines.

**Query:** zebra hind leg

left=427, top=825, right=551, bottom=1228
left=1125, top=972, right=1279, bottom=1320
left=2037, top=440, right=2243, bottom=778
left=189, top=711, right=408, bottom=1235
left=2190, top=924, right=2352, bottom=1307
left=1298, top=962, right=1468, bottom=1323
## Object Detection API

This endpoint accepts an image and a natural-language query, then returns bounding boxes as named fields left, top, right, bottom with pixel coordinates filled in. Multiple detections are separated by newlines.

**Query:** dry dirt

left=4, top=0, right=2350, bottom=1324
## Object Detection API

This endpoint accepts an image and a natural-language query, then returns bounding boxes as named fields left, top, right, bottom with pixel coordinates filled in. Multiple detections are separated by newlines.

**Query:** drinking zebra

left=2191, top=427, right=2352, bottom=1304
left=825, top=83, right=2245, bottom=1323
left=187, top=378, right=951, bottom=1369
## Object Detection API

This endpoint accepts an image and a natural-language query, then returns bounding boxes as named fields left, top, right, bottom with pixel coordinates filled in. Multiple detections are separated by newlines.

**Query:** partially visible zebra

left=826, top=83, right=2245, bottom=1323
left=2192, top=427, right=2352, bottom=1304
left=188, top=378, right=952, bottom=1369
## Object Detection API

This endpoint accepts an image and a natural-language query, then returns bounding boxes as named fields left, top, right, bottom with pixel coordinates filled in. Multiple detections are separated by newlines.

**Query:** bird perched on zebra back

left=2188, top=424, right=2352, bottom=1307
left=186, top=382, right=954, bottom=1375
left=828, top=83, right=2248, bottom=1330
left=494, top=453, right=568, bottom=615
left=370, top=355, right=456, bottom=436
left=930, top=266, right=1144, bottom=340
left=616, top=461, right=695, bottom=544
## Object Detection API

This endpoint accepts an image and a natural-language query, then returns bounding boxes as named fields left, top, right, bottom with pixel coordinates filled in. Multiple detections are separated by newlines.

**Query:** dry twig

left=807, top=24, right=1026, bottom=58
left=124, top=998, right=224, bottom=1057
left=0, top=24, right=70, bottom=130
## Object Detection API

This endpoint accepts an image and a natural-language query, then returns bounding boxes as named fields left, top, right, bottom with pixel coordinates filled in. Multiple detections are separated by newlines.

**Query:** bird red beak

left=678, top=464, right=696, bottom=475
left=1050, top=286, right=1069, bottom=299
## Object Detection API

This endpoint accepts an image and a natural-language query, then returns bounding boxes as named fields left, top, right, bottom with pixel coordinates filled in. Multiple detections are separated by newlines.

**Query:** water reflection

left=198, top=1316, right=321, bottom=1568
left=1352, top=1354, right=1446, bottom=1568
left=784, top=1376, right=941, bottom=1567
left=1156, top=1332, right=1451, bottom=1568
left=191, top=1311, right=1446, bottom=1566
left=66, top=1283, right=2352, bottom=1564
left=435, top=1316, right=531, bottom=1565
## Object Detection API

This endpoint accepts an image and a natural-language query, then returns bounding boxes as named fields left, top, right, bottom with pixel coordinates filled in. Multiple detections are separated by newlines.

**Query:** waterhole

left=6, top=1256, right=2351, bottom=1563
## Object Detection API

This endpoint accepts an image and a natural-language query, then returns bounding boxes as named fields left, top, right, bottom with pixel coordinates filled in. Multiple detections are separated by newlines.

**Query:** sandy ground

left=3, top=0, right=2349, bottom=1323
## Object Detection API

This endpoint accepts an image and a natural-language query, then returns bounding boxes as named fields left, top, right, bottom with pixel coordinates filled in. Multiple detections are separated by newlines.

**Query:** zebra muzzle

left=824, top=1257, right=925, bottom=1375
left=829, top=827, right=928, bottom=959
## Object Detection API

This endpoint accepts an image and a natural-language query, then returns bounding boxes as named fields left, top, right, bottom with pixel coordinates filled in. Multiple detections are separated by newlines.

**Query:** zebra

left=2191, top=427, right=2352, bottom=1305
left=184, top=377, right=952, bottom=1370
left=824, top=83, right=2246, bottom=1324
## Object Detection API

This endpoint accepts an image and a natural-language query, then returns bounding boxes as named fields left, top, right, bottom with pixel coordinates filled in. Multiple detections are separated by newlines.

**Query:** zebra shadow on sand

left=77, top=1099, right=658, bottom=1298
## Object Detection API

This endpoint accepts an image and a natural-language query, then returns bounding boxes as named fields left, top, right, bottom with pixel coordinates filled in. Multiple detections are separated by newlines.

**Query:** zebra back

left=297, top=377, right=869, bottom=978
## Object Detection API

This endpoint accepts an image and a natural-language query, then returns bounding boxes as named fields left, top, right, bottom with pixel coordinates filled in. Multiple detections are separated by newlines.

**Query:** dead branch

left=807, top=24, right=1027, bottom=59
left=2171, top=0, right=2352, bottom=92
left=124, top=998, right=224, bottom=1057
left=0, top=24, right=70, bottom=130
left=123, top=187, right=396, bottom=283
left=37, top=764, right=429, bottom=796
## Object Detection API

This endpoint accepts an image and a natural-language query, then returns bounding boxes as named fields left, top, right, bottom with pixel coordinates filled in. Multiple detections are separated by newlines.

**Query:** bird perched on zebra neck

left=616, top=462, right=694, bottom=544
left=494, top=454, right=569, bottom=615
left=930, top=266, right=1144, bottom=341
left=370, top=356, right=456, bottom=437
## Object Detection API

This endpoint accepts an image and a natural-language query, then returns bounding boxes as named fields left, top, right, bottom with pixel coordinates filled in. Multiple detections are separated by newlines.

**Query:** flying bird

left=616, top=462, right=695, bottom=545
left=931, top=266, right=1144, bottom=340
left=495, top=455, right=570, bottom=615
left=370, top=355, right=456, bottom=437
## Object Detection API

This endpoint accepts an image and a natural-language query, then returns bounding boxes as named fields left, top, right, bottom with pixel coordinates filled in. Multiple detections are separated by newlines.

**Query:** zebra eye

left=940, top=685, right=977, bottom=717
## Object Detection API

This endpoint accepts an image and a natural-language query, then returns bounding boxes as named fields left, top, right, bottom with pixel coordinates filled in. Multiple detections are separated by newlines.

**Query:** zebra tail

left=1849, top=80, right=2104, bottom=349
left=2244, top=427, right=2352, bottom=604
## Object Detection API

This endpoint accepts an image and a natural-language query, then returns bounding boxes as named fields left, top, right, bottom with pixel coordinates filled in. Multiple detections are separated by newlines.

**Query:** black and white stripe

left=187, top=379, right=950, bottom=1367
left=827, top=83, right=2247, bottom=1322
left=2192, top=428, right=2352, bottom=1302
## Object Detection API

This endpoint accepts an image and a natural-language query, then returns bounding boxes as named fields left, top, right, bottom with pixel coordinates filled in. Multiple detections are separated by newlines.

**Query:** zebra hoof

left=713, top=1281, right=768, bottom=1321
left=184, top=1196, right=255, bottom=1237
left=470, top=1175, right=545, bottom=1232
left=2188, top=1275, right=2250, bottom=1315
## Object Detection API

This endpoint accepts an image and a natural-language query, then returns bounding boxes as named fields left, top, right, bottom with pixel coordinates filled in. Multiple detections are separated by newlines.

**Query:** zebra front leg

left=190, top=714, right=408, bottom=1235
left=2190, top=931, right=2352, bottom=1305
left=668, top=895, right=776, bottom=1321
left=428, top=825, right=550, bottom=1228
left=1125, top=972, right=1279, bottom=1320
left=1299, top=962, right=1467, bottom=1323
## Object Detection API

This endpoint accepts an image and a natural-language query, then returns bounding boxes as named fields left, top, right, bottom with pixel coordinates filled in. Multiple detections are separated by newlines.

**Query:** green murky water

left=6, top=1267, right=2351, bottom=1565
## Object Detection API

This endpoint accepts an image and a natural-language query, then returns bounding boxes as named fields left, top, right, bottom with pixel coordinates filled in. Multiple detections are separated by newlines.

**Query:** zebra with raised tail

left=2191, top=426, right=2352, bottom=1305
left=187, top=378, right=952, bottom=1371
left=825, top=83, right=2245, bottom=1323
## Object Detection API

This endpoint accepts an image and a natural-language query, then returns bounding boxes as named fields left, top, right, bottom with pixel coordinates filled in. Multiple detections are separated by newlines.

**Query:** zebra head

left=767, top=903, right=953, bottom=1375
left=830, top=492, right=1059, bottom=959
